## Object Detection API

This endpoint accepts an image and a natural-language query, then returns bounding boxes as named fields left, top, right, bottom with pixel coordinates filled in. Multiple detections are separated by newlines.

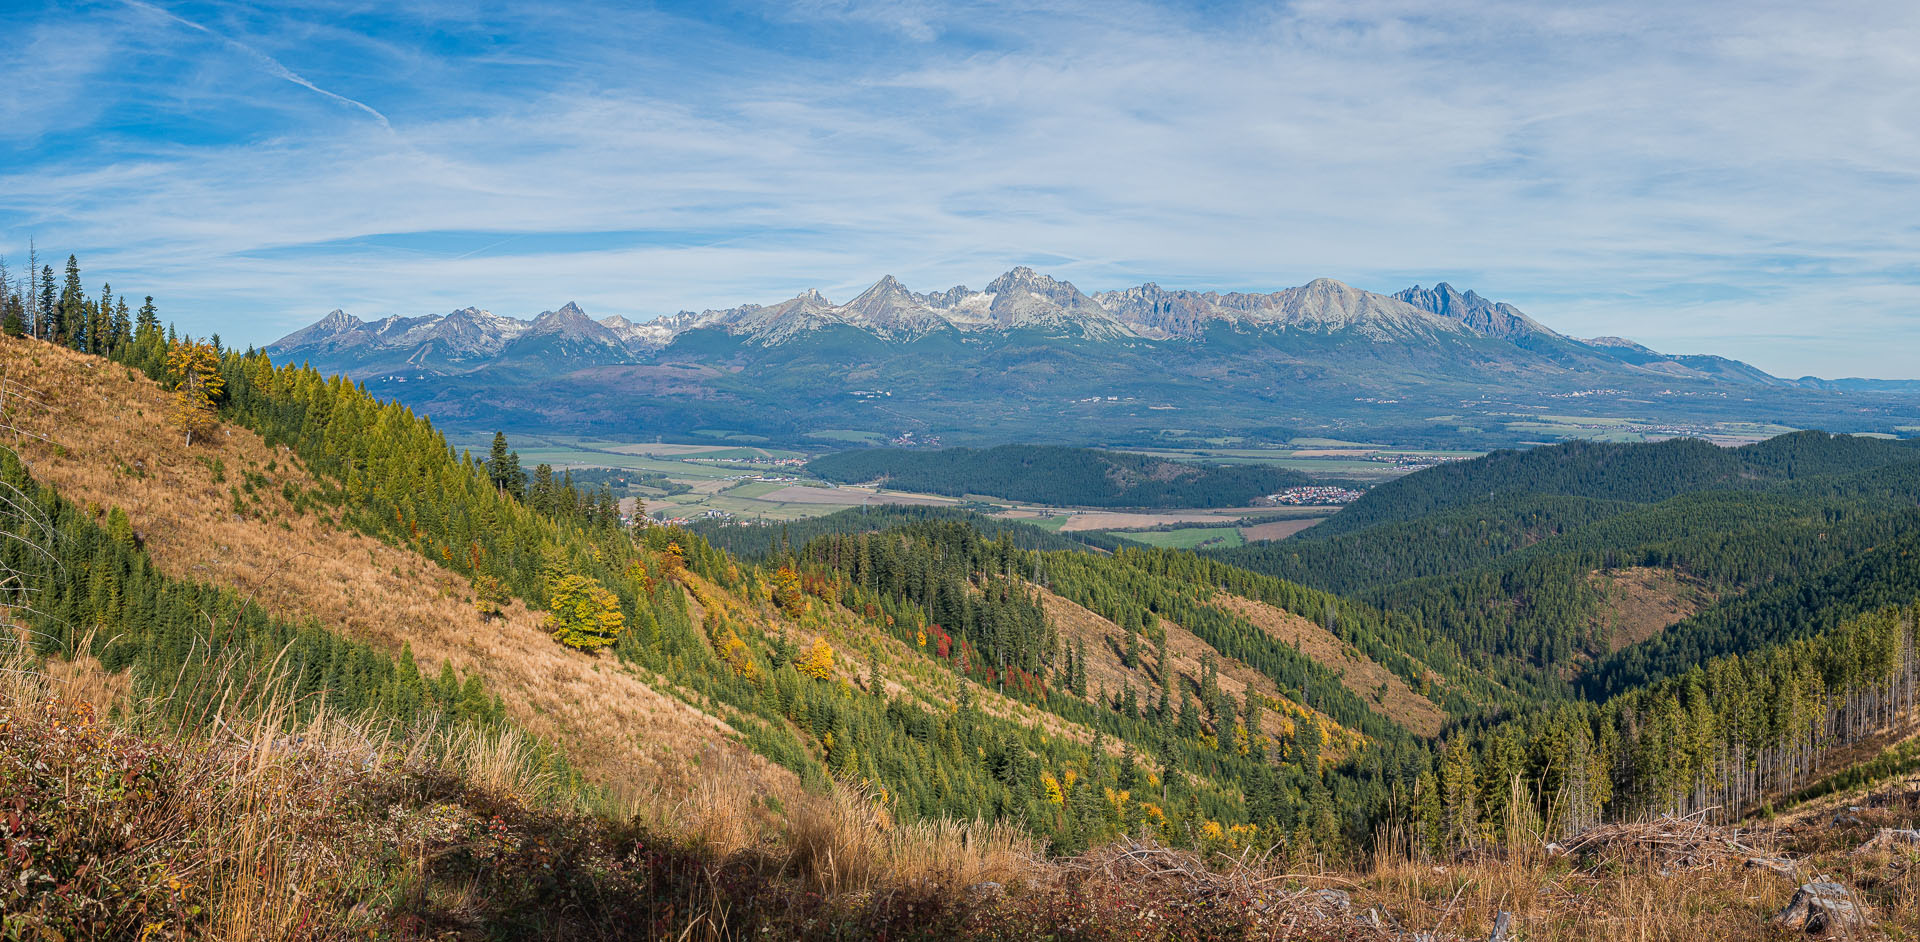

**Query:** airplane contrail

left=124, top=0, right=394, bottom=131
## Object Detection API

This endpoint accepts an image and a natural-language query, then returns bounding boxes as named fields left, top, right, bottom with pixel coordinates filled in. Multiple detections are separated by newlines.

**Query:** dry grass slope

left=1211, top=592, right=1448, bottom=737
left=2, top=337, right=792, bottom=804
left=1035, top=584, right=1362, bottom=748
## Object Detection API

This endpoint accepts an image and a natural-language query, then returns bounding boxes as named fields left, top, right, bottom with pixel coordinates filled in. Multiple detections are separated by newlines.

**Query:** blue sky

left=2, top=0, right=1917, bottom=378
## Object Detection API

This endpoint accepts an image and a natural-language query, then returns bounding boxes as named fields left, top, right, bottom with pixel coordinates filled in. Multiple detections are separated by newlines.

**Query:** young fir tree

left=96, top=283, right=112, bottom=353
left=136, top=296, right=159, bottom=343
left=486, top=432, right=526, bottom=499
left=110, top=297, right=131, bottom=352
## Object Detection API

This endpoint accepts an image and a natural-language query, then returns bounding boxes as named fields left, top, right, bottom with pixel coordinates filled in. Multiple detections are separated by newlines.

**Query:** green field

left=1501, top=414, right=1799, bottom=445
left=805, top=428, right=886, bottom=444
left=721, top=481, right=791, bottom=499
left=1109, top=526, right=1246, bottom=550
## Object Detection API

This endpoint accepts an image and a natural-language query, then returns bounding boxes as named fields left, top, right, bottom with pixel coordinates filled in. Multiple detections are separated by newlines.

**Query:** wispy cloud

left=0, top=0, right=1915, bottom=378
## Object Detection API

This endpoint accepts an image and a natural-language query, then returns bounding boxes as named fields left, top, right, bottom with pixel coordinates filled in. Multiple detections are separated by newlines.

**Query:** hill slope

left=12, top=325, right=1920, bottom=937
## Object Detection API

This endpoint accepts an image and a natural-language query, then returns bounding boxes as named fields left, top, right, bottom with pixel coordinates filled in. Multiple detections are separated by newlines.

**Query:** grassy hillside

left=11, top=323, right=1920, bottom=938
left=806, top=444, right=1312, bottom=508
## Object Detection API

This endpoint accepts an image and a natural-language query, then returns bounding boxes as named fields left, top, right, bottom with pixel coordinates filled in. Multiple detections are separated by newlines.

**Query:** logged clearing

left=1589, top=566, right=1716, bottom=650
left=757, top=485, right=955, bottom=506
left=1, top=339, right=794, bottom=802
left=1033, top=586, right=1360, bottom=749
left=1238, top=518, right=1324, bottom=542
left=1059, top=509, right=1260, bottom=532
left=1210, top=593, right=1446, bottom=737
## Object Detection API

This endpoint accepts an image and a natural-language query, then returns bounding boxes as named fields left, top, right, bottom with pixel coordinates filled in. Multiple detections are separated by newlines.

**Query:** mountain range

left=266, top=269, right=1920, bottom=447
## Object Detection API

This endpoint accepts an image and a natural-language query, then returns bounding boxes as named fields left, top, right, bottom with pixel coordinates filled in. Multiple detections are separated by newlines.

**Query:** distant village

left=1260, top=485, right=1366, bottom=506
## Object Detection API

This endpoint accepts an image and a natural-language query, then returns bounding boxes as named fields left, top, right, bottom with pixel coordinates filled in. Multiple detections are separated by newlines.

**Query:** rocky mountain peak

left=1393, top=283, right=1550, bottom=339
left=318, top=308, right=361, bottom=330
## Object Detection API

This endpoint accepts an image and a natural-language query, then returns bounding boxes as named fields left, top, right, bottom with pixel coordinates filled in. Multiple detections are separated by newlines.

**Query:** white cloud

left=0, top=0, right=1915, bottom=378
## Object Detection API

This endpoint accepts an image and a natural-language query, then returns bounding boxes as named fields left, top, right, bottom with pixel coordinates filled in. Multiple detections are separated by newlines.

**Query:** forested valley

left=4, top=254, right=1920, bottom=937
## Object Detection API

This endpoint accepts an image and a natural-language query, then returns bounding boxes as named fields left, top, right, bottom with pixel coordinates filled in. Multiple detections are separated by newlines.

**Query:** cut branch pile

left=1554, top=808, right=1762, bottom=872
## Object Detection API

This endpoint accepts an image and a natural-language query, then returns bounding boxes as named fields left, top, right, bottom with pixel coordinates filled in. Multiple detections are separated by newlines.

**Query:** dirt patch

left=1210, top=593, right=1447, bottom=737
left=1239, top=518, right=1325, bottom=542
left=1588, top=567, right=1714, bottom=651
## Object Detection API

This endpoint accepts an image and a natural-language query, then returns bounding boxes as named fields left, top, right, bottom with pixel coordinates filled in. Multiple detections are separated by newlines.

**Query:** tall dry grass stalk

left=0, top=627, right=586, bottom=941
left=785, top=781, right=1040, bottom=897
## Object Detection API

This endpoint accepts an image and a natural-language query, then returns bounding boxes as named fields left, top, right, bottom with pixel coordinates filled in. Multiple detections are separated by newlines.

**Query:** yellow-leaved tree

left=166, top=338, right=224, bottom=446
left=545, top=573, right=626, bottom=652
left=795, top=637, right=834, bottom=679
left=770, top=565, right=805, bottom=617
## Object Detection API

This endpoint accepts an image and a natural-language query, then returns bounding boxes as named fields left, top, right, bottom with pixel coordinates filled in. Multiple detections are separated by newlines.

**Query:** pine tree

left=1439, top=738, right=1480, bottom=849
left=96, top=283, right=112, bottom=353
left=472, top=573, right=509, bottom=620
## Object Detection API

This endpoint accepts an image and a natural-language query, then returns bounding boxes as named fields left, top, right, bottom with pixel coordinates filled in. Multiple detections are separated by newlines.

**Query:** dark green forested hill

left=1305, top=431, right=1920, bottom=539
left=686, top=505, right=1126, bottom=559
left=1211, top=431, right=1920, bottom=701
left=805, top=444, right=1311, bottom=508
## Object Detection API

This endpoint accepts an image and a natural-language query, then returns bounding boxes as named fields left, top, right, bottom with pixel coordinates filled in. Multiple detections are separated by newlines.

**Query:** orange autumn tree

left=165, top=338, right=224, bottom=446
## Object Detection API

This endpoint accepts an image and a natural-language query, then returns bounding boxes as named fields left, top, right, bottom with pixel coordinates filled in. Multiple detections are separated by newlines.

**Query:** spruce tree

left=58, top=255, right=84, bottom=349
left=38, top=265, right=56, bottom=342
left=136, top=296, right=159, bottom=342
left=111, top=298, right=131, bottom=351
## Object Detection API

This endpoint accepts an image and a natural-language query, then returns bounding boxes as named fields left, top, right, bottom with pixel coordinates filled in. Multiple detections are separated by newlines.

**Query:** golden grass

left=1212, top=591, right=1448, bottom=736
left=2, top=337, right=792, bottom=806
left=784, top=782, right=1040, bottom=898
left=0, top=637, right=537, bottom=941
